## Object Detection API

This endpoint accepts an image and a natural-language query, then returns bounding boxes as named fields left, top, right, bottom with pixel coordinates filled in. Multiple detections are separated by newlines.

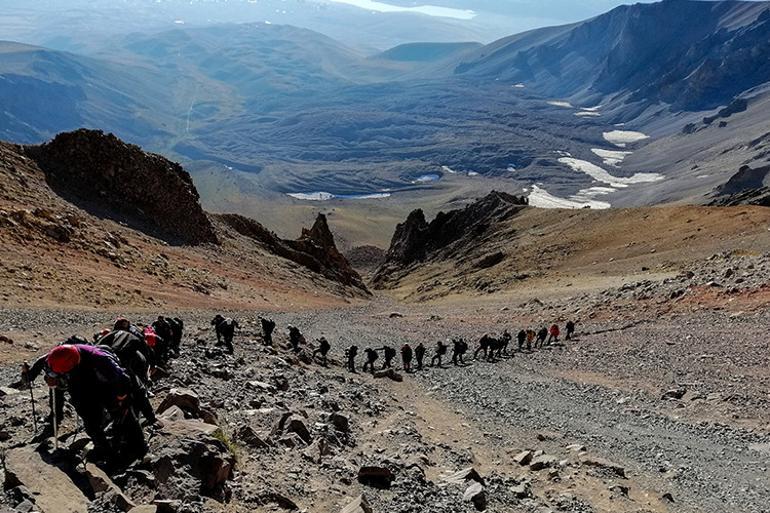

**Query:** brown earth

left=0, top=132, right=368, bottom=312
left=374, top=192, right=770, bottom=303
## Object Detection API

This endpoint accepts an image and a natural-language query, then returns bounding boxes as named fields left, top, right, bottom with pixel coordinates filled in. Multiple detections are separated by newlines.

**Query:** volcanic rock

left=26, top=129, right=217, bottom=245
left=373, top=191, right=527, bottom=287
left=3, top=446, right=89, bottom=513
left=358, top=465, right=395, bottom=489
left=219, top=212, right=368, bottom=291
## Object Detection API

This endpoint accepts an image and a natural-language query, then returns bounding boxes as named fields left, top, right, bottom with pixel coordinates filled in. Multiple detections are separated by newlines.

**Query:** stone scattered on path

left=3, top=446, right=89, bottom=513
left=340, top=494, right=373, bottom=513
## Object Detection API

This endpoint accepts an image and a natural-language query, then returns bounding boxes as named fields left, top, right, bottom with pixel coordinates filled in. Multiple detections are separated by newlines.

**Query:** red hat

left=47, top=344, right=81, bottom=374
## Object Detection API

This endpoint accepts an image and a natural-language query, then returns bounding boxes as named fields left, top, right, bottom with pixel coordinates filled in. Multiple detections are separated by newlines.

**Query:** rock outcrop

left=26, top=129, right=217, bottom=245
left=710, top=164, right=770, bottom=207
left=373, top=191, right=527, bottom=287
left=219, top=212, right=369, bottom=292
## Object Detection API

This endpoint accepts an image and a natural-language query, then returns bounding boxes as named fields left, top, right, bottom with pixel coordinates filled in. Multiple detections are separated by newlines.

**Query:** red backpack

left=143, top=326, right=159, bottom=348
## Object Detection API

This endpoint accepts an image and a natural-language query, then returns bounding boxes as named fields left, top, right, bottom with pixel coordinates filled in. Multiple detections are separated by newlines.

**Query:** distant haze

left=2, top=0, right=664, bottom=50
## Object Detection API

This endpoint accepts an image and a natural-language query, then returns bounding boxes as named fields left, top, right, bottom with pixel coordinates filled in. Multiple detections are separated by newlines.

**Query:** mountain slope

left=0, top=130, right=368, bottom=309
left=455, top=0, right=770, bottom=111
left=374, top=192, right=770, bottom=301
left=0, top=41, right=173, bottom=145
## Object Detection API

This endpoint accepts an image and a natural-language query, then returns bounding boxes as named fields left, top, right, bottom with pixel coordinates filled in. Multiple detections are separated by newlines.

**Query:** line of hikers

left=343, top=321, right=575, bottom=374
left=20, top=315, right=184, bottom=467
left=20, top=313, right=574, bottom=469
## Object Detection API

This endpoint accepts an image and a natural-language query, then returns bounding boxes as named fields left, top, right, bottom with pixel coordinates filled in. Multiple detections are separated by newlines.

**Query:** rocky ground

left=1, top=287, right=769, bottom=513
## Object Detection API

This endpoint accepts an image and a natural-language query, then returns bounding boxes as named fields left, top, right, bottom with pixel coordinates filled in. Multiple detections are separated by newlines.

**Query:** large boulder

left=3, top=446, right=89, bottom=513
left=442, top=467, right=485, bottom=486
left=84, top=463, right=136, bottom=512
left=148, top=421, right=235, bottom=501
left=358, top=466, right=395, bottom=489
left=157, top=388, right=201, bottom=418
left=580, top=456, right=626, bottom=478
left=463, top=482, right=487, bottom=511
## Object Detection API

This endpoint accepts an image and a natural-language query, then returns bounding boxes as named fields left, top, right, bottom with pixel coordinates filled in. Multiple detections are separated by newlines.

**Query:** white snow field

left=558, top=157, right=663, bottom=188
left=287, top=191, right=391, bottom=201
left=591, top=148, right=633, bottom=167
left=527, top=185, right=611, bottom=209
left=547, top=100, right=574, bottom=108
left=602, top=130, right=649, bottom=147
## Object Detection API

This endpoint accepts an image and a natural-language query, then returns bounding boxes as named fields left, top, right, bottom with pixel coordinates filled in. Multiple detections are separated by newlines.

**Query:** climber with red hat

left=21, top=335, right=91, bottom=441
left=97, top=329, right=158, bottom=426
left=44, top=343, right=147, bottom=464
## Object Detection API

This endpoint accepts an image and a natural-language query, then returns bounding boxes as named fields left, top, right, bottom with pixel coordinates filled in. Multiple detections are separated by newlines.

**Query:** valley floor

left=1, top=292, right=768, bottom=513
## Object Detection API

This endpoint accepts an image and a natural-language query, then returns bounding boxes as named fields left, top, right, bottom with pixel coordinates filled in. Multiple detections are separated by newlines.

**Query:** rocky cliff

left=373, top=191, right=528, bottom=288
left=219, top=213, right=369, bottom=293
left=710, top=164, right=770, bottom=207
left=26, top=129, right=218, bottom=245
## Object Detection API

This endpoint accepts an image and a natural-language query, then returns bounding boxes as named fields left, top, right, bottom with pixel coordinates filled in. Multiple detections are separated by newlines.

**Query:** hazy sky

left=2, top=0, right=662, bottom=51
left=324, top=0, right=655, bottom=22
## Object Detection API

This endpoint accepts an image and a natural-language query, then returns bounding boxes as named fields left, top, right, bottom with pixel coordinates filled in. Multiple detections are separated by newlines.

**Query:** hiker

left=500, top=330, right=512, bottom=356
left=363, top=348, right=379, bottom=374
left=474, top=335, right=495, bottom=361
left=381, top=346, right=397, bottom=369
left=142, top=324, right=167, bottom=366
left=44, top=344, right=146, bottom=463
left=168, top=317, right=184, bottom=356
left=526, top=329, right=536, bottom=351
left=313, top=337, right=331, bottom=366
left=430, top=340, right=448, bottom=367
left=414, top=343, right=426, bottom=371
left=401, top=344, right=413, bottom=372
left=548, top=324, right=560, bottom=345
left=152, top=316, right=183, bottom=359
left=517, top=330, right=527, bottom=351
left=345, top=345, right=358, bottom=373
left=260, top=317, right=276, bottom=346
left=451, top=339, right=466, bottom=366
left=114, top=317, right=144, bottom=340
left=288, top=325, right=305, bottom=353
left=96, top=330, right=157, bottom=425
left=211, top=315, right=239, bottom=354
left=150, top=317, right=173, bottom=362
left=565, top=320, right=576, bottom=341
left=536, top=327, right=548, bottom=349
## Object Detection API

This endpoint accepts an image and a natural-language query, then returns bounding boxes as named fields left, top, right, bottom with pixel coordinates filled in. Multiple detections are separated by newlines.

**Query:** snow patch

left=513, top=83, right=526, bottom=88
left=547, top=100, right=574, bottom=108
left=288, top=192, right=335, bottom=201
left=441, top=165, right=457, bottom=174
left=413, top=174, right=440, bottom=183
left=603, top=130, right=649, bottom=148
left=575, top=111, right=601, bottom=117
left=558, top=157, right=663, bottom=188
left=591, top=148, right=632, bottom=167
left=467, top=171, right=479, bottom=177
left=528, top=185, right=610, bottom=210
left=287, top=191, right=390, bottom=201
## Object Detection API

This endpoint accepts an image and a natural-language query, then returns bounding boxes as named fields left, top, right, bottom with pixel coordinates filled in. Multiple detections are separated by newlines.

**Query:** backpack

left=143, top=326, right=159, bottom=348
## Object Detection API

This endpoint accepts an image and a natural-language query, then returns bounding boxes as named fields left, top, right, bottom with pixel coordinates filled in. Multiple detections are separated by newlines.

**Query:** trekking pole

left=23, top=362, right=37, bottom=434
left=51, top=387, right=59, bottom=450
